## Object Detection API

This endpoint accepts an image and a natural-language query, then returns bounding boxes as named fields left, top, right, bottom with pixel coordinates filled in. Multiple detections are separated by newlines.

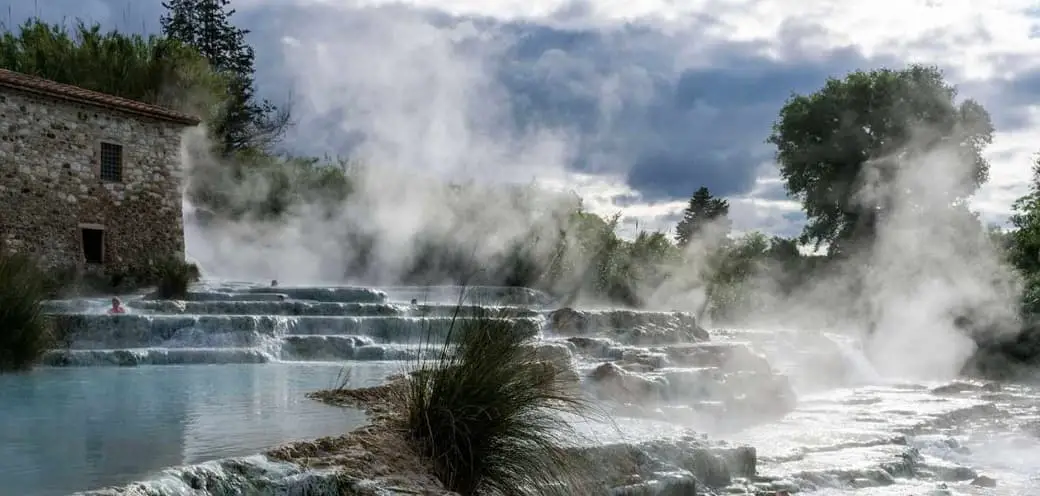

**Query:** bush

left=0, top=252, right=54, bottom=372
left=153, top=257, right=201, bottom=300
left=400, top=310, right=590, bottom=495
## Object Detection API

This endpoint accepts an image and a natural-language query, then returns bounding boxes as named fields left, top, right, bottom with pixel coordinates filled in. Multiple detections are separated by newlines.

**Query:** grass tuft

left=400, top=305, right=591, bottom=495
left=0, top=251, right=54, bottom=372
left=153, top=256, right=201, bottom=300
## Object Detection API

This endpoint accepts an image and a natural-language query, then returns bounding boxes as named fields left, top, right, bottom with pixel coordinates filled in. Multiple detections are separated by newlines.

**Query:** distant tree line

left=6, top=2, right=1040, bottom=355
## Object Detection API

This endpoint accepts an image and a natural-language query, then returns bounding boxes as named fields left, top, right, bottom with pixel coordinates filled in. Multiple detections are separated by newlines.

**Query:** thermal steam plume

left=177, top=6, right=599, bottom=286
left=718, top=132, right=1022, bottom=382
left=854, top=142, right=1020, bottom=381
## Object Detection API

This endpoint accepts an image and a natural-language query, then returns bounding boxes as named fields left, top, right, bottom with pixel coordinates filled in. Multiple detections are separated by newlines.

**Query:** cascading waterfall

left=8, top=282, right=1036, bottom=495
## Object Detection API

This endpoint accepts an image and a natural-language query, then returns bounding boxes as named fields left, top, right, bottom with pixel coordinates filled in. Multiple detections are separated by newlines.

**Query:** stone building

left=0, top=69, right=200, bottom=274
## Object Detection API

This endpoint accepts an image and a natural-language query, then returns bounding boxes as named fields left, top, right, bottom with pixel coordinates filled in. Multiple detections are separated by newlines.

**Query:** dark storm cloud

left=6, top=0, right=1038, bottom=206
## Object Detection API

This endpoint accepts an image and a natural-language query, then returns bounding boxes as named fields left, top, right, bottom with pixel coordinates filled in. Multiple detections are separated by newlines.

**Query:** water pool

left=0, top=362, right=397, bottom=496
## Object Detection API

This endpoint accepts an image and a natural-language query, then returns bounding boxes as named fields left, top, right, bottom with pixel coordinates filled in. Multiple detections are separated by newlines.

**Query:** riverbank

left=266, top=376, right=453, bottom=494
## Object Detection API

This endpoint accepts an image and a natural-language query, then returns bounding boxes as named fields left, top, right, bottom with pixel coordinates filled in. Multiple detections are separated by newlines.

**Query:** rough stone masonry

left=0, top=69, right=200, bottom=274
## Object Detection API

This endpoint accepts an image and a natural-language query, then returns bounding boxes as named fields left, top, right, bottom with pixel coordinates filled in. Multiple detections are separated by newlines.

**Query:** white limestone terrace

left=40, top=285, right=705, bottom=368
left=39, top=283, right=1036, bottom=495
left=41, top=284, right=546, bottom=366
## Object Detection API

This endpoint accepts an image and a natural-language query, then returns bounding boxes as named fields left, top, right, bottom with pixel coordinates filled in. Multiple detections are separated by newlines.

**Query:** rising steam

left=179, top=4, right=1024, bottom=382
left=856, top=143, right=1021, bottom=380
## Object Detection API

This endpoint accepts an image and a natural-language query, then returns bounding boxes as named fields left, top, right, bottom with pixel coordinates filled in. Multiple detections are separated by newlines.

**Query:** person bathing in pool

left=108, top=297, right=126, bottom=314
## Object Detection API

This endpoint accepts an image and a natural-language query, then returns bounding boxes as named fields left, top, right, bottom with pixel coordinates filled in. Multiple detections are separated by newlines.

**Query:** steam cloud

left=857, top=144, right=1020, bottom=381
left=179, top=4, right=1023, bottom=383
left=184, top=7, right=586, bottom=284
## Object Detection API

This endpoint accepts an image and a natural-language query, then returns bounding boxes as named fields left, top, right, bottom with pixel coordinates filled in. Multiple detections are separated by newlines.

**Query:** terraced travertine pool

left=4, top=283, right=1038, bottom=495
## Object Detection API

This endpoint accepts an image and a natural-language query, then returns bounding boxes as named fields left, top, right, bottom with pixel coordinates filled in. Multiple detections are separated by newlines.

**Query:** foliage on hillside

left=0, top=18, right=227, bottom=117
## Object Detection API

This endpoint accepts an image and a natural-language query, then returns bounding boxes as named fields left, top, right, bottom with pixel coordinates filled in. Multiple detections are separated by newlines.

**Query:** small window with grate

left=99, top=142, right=123, bottom=182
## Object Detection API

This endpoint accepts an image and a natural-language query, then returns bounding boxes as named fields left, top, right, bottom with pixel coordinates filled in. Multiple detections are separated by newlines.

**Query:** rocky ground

left=283, top=358, right=790, bottom=496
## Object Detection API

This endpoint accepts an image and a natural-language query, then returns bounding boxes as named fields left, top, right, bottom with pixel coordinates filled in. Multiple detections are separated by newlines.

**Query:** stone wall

left=0, top=86, right=190, bottom=274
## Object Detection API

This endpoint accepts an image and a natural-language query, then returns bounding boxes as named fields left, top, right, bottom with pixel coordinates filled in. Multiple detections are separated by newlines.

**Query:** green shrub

left=153, top=257, right=201, bottom=300
left=0, top=252, right=54, bottom=372
left=400, top=310, right=590, bottom=495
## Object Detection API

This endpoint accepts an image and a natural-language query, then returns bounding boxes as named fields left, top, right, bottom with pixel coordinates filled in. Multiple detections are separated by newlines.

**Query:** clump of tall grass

left=153, top=256, right=201, bottom=300
left=0, top=251, right=54, bottom=372
left=400, top=304, right=591, bottom=495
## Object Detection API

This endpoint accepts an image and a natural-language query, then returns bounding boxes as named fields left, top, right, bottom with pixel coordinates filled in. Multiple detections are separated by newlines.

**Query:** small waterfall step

left=42, top=341, right=446, bottom=366
left=52, top=314, right=543, bottom=349
left=376, top=285, right=555, bottom=306
left=174, top=288, right=386, bottom=303
left=41, top=347, right=273, bottom=366
left=127, top=300, right=541, bottom=318
left=183, top=292, right=291, bottom=302
left=152, top=284, right=554, bottom=305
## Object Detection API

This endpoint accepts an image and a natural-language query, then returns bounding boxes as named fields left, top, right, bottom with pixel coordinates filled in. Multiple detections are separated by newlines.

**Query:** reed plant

left=399, top=294, right=591, bottom=495
left=0, top=251, right=53, bottom=372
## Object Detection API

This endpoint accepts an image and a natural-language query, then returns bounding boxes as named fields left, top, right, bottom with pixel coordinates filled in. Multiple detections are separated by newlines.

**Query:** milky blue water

left=0, top=362, right=397, bottom=496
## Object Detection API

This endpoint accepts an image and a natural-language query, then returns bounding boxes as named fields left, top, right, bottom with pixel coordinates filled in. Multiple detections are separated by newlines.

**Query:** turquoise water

left=0, top=362, right=397, bottom=496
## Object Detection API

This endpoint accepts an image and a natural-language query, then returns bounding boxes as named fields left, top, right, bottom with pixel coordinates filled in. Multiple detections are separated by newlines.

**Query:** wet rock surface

left=549, top=308, right=710, bottom=344
left=582, top=345, right=797, bottom=425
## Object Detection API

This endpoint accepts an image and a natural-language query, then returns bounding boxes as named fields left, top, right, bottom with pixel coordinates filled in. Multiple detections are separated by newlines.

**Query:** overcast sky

left=6, top=0, right=1039, bottom=238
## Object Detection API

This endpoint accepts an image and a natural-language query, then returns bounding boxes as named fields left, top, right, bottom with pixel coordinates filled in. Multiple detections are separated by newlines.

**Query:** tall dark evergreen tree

left=161, top=0, right=288, bottom=154
left=674, top=187, right=730, bottom=247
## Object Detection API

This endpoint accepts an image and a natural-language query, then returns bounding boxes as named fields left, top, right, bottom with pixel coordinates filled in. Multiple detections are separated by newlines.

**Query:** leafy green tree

left=189, top=150, right=355, bottom=220
left=674, top=187, right=731, bottom=247
left=161, top=0, right=289, bottom=153
left=1009, top=159, right=1040, bottom=273
left=766, top=236, right=800, bottom=262
left=768, top=65, right=994, bottom=253
left=703, top=231, right=770, bottom=321
left=1008, top=157, right=1040, bottom=313
left=762, top=235, right=808, bottom=294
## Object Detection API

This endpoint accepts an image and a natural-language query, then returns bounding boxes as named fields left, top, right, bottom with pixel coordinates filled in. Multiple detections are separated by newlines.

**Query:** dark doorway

left=81, top=228, right=104, bottom=264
